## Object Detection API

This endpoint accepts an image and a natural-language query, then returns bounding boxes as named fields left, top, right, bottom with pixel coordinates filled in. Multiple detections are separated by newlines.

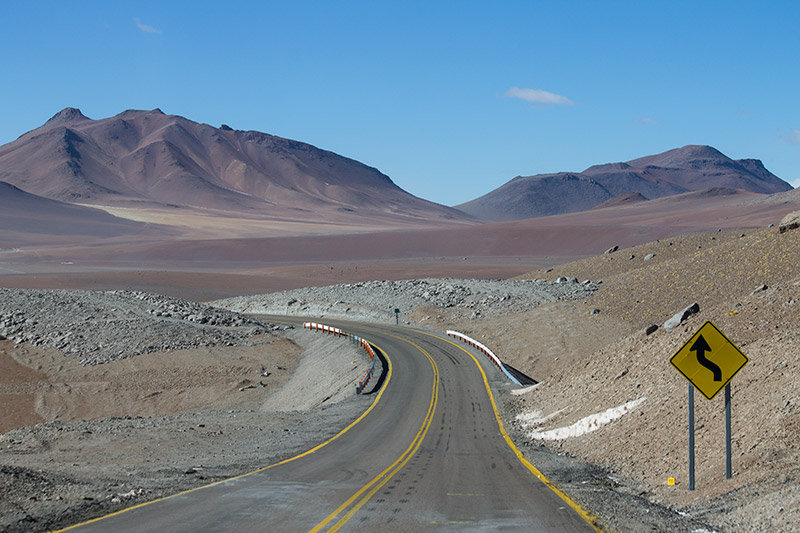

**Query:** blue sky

left=1, top=1, right=798, bottom=204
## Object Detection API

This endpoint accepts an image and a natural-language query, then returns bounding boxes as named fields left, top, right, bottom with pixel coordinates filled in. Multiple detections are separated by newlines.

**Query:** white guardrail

left=302, top=322, right=343, bottom=336
left=303, top=322, right=376, bottom=395
left=446, top=330, right=522, bottom=386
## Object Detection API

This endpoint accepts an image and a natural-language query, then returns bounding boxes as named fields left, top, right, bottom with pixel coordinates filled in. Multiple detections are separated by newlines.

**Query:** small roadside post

left=669, top=320, right=749, bottom=490
left=394, top=308, right=400, bottom=325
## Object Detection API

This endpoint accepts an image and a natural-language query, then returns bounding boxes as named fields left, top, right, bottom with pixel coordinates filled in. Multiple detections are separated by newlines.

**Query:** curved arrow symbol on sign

left=690, top=335, right=722, bottom=381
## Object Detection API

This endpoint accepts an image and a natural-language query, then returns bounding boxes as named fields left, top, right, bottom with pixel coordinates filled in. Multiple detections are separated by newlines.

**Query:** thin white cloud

left=504, top=87, right=575, bottom=106
left=134, top=17, right=161, bottom=34
left=781, top=128, right=800, bottom=146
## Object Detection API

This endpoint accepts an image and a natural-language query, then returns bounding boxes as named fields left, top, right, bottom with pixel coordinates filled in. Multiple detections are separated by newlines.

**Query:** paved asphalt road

left=64, top=317, right=597, bottom=532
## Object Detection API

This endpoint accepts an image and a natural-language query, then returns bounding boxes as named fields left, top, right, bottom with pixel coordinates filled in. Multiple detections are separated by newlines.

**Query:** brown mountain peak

left=44, top=107, right=90, bottom=127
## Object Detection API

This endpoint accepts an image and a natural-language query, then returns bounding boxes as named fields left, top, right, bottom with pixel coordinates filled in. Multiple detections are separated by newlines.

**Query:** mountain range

left=454, top=145, right=792, bottom=221
left=0, top=107, right=466, bottom=224
left=0, top=108, right=795, bottom=247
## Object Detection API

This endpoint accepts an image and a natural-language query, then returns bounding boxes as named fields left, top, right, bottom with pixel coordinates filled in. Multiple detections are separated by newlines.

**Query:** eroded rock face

left=779, top=210, right=800, bottom=233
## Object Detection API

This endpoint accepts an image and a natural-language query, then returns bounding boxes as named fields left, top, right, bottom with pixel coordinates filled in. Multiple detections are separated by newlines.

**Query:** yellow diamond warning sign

left=670, top=321, right=749, bottom=400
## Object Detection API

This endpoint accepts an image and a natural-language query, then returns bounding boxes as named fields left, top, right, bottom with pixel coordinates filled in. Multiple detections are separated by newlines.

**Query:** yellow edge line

left=54, top=332, right=393, bottom=533
left=309, top=335, right=439, bottom=532
left=328, top=339, right=439, bottom=531
left=418, top=330, right=602, bottom=532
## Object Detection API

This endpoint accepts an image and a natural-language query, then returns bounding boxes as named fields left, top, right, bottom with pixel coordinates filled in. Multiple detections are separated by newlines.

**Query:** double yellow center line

left=310, top=336, right=440, bottom=532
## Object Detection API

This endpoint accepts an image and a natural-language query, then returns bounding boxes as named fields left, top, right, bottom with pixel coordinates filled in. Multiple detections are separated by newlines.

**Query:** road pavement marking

left=310, top=336, right=440, bottom=532
left=418, top=330, right=602, bottom=532
left=54, top=328, right=394, bottom=533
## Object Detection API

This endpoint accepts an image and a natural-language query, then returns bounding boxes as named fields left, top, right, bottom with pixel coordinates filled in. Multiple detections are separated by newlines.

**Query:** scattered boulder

left=556, top=277, right=578, bottom=284
left=752, top=284, right=768, bottom=295
left=590, top=308, right=601, bottom=315
left=606, top=245, right=619, bottom=254
left=779, top=210, right=800, bottom=233
left=644, top=253, right=655, bottom=261
left=644, top=324, right=659, bottom=336
left=663, top=302, right=700, bottom=332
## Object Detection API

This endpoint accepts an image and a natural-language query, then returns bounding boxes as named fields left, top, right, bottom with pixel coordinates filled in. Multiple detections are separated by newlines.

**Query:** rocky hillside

left=214, top=277, right=598, bottom=322
left=0, top=289, right=271, bottom=365
left=455, top=145, right=792, bottom=221
left=456, top=220, right=800, bottom=532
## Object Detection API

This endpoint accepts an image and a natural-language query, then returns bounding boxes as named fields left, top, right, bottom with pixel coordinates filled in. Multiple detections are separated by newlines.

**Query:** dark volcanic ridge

left=0, top=107, right=469, bottom=223
left=455, top=145, right=792, bottom=221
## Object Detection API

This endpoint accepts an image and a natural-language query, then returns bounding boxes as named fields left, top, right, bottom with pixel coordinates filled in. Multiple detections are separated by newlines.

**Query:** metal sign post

left=670, top=321, right=748, bottom=490
left=394, top=308, right=400, bottom=325
left=725, top=383, right=732, bottom=479
left=688, top=383, right=695, bottom=491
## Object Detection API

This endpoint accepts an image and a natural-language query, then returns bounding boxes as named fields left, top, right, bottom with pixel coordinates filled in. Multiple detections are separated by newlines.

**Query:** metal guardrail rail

left=303, top=322, right=377, bottom=394
left=446, top=330, right=523, bottom=386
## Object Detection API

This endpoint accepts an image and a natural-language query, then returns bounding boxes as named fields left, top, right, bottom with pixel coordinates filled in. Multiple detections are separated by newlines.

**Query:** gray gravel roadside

left=0, top=288, right=375, bottom=532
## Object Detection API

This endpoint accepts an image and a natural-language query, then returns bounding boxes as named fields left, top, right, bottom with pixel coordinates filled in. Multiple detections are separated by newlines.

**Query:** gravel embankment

left=0, top=289, right=272, bottom=365
left=0, top=307, right=372, bottom=532
left=214, top=277, right=598, bottom=322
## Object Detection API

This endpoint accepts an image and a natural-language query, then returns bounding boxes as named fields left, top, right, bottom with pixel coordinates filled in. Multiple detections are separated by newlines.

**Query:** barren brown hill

left=584, top=145, right=791, bottom=197
left=592, top=191, right=649, bottom=209
left=0, top=181, right=153, bottom=247
left=0, top=108, right=470, bottom=225
left=453, top=172, right=614, bottom=221
left=456, top=145, right=792, bottom=221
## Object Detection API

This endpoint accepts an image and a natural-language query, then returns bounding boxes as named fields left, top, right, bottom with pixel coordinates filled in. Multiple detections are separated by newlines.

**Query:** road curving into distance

left=61, top=317, right=598, bottom=532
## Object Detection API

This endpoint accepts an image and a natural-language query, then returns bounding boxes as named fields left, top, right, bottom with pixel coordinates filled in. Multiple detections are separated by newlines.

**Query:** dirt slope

left=456, top=225, right=800, bottom=532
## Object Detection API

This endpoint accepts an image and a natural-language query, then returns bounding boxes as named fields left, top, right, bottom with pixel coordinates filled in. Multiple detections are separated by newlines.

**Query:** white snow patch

left=515, top=408, right=565, bottom=428
left=527, top=398, right=646, bottom=440
left=511, top=383, right=541, bottom=395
